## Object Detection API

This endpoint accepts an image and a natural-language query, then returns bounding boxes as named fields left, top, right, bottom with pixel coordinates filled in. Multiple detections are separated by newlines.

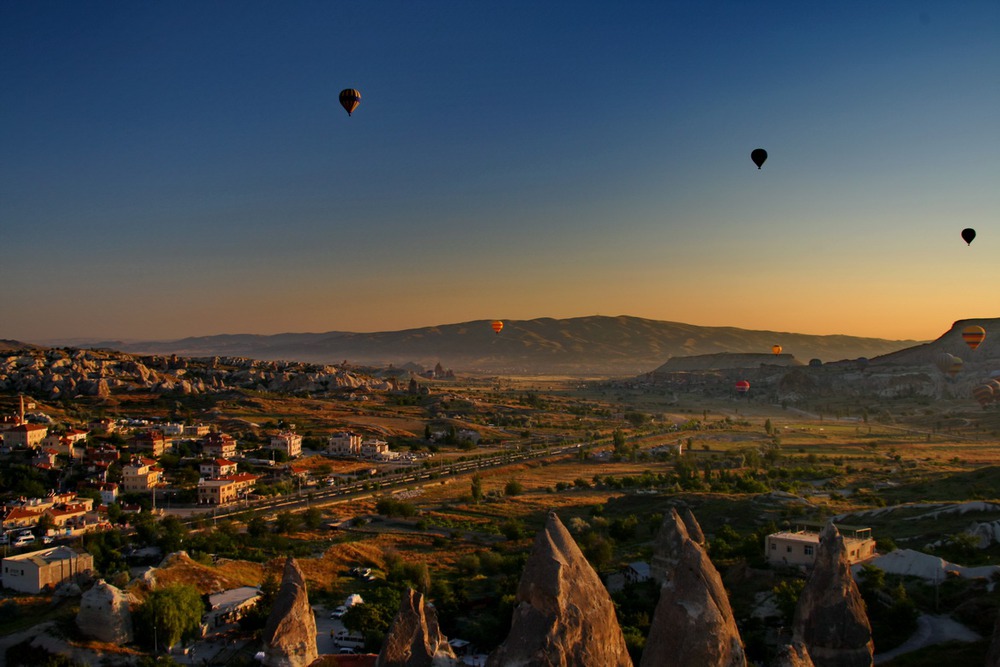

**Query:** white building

left=327, top=431, right=362, bottom=457
left=270, top=431, right=302, bottom=458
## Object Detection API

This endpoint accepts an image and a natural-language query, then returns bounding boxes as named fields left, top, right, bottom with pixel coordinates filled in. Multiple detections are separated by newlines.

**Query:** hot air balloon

left=735, top=380, right=750, bottom=394
left=934, top=352, right=958, bottom=375
left=948, top=356, right=964, bottom=378
left=973, top=384, right=994, bottom=408
left=771, top=344, right=782, bottom=355
left=339, top=88, right=361, bottom=116
left=491, top=320, right=504, bottom=335
left=986, top=379, right=1000, bottom=399
left=751, top=148, right=768, bottom=169
left=962, top=325, right=986, bottom=350
left=961, top=228, right=976, bottom=245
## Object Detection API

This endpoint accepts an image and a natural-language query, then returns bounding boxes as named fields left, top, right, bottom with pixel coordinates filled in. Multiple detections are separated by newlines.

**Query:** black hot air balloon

left=339, top=89, right=361, bottom=116
left=961, top=228, right=976, bottom=245
left=750, top=148, right=767, bottom=169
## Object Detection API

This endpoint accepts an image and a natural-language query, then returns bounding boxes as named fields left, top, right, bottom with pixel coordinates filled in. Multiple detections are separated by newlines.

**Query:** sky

left=2, top=1, right=998, bottom=343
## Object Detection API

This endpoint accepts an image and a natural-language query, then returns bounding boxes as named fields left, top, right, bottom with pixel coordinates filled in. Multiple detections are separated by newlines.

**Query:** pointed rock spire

left=650, top=508, right=691, bottom=585
left=641, top=533, right=746, bottom=666
left=377, top=588, right=458, bottom=667
left=792, top=524, right=873, bottom=667
left=487, top=512, right=633, bottom=667
left=261, top=557, right=318, bottom=667
left=681, top=506, right=706, bottom=545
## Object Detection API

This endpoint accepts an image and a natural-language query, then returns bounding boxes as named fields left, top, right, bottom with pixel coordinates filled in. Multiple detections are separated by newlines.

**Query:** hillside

left=55, top=316, right=921, bottom=377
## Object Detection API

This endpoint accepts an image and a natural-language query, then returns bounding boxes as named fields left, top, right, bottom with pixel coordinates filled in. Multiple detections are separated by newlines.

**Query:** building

left=122, top=458, right=164, bottom=493
left=197, top=479, right=237, bottom=506
left=200, top=458, right=239, bottom=479
left=197, top=472, right=260, bottom=506
left=270, top=431, right=302, bottom=458
left=1, top=546, right=94, bottom=594
left=184, top=424, right=211, bottom=438
left=360, top=439, right=390, bottom=460
left=202, top=432, right=237, bottom=459
left=204, top=586, right=261, bottom=628
left=131, top=430, right=167, bottom=457
left=766, top=526, right=876, bottom=568
left=4, top=424, right=49, bottom=449
left=328, top=432, right=362, bottom=457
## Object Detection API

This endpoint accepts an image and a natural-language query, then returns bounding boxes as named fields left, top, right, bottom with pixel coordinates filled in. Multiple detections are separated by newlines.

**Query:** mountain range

left=45, top=315, right=933, bottom=377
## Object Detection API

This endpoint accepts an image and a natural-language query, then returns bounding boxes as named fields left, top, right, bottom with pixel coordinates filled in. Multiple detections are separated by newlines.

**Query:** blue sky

left=2, top=1, right=998, bottom=342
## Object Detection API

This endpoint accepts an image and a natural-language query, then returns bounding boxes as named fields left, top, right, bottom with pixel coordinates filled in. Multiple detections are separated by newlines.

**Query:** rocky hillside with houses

left=0, top=346, right=404, bottom=400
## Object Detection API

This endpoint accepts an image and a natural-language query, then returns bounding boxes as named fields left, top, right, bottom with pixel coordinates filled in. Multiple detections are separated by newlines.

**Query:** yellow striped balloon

left=339, top=89, right=361, bottom=116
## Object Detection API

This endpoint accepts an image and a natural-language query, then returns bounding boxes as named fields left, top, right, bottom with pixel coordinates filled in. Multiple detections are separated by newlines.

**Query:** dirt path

left=874, top=613, right=981, bottom=664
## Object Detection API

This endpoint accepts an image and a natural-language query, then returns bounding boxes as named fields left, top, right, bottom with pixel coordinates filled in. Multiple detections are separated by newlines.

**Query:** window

left=786, top=546, right=792, bottom=553
left=770, top=543, right=776, bottom=550
left=804, top=546, right=814, bottom=556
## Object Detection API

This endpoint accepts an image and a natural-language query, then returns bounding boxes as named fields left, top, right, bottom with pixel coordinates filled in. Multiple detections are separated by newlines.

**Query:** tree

left=302, top=507, right=323, bottom=530
left=471, top=474, right=484, bottom=504
left=135, top=585, right=204, bottom=651
left=504, top=479, right=523, bottom=496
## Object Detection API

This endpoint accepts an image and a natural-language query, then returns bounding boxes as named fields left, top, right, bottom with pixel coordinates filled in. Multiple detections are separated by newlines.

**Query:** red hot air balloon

left=491, top=320, right=504, bottom=335
left=339, top=88, right=361, bottom=116
left=961, top=228, right=976, bottom=245
left=751, top=148, right=767, bottom=169
left=962, top=325, right=986, bottom=350
left=735, top=380, right=750, bottom=394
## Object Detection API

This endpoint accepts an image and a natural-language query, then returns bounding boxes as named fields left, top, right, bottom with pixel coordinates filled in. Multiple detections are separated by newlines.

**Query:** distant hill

left=50, top=316, right=925, bottom=377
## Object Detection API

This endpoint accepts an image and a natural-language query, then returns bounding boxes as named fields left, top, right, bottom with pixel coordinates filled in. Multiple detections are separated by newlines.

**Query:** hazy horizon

left=3, top=2, right=997, bottom=344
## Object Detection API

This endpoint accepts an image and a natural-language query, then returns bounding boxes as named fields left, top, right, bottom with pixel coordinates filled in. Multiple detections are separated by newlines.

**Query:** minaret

left=19, top=395, right=25, bottom=424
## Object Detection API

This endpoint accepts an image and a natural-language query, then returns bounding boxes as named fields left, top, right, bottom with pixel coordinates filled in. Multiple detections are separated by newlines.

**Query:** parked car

left=13, top=535, right=34, bottom=548
left=330, top=605, right=348, bottom=619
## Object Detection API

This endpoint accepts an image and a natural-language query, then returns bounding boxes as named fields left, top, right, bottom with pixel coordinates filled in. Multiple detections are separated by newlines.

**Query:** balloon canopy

left=771, top=344, right=782, bottom=355
left=751, top=148, right=767, bottom=169
left=491, top=320, right=504, bottom=335
left=961, top=228, right=976, bottom=245
left=735, top=380, right=750, bottom=394
left=962, top=325, right=986, bottom=350
left=339, top=88, right=361, bottom=116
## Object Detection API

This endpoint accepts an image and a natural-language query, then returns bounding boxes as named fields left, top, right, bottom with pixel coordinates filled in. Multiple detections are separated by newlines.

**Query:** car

left=41, top=536, right=53, bottom=545
left=330, top=605, right=348, bottom=619
left=338, top=647, right=356, bottom=655
left=13, top=535, right=34, bottom=548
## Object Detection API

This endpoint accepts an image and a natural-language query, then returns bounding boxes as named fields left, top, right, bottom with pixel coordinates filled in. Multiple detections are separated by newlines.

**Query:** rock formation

left=75, top=579, right=134, bottom=644
left=486, top=511, right=633, bottom=667
left=641, top=522, right=746, bottom=667
left=773, top=642, right=815, bottom=667
left=650, top=508, right=690, bottom=585
left=376, top=588, right=458, bottom=667
left=681, top=506, right=706, bottom=545
left=792, top=524, right=873, bottom=667
left=262, top=558, right=318, bottom=667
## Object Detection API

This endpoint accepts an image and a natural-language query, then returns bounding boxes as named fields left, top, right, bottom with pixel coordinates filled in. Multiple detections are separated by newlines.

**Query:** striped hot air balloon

left=339, top=88, right=361, bottom=116
left=948, top=356, right=964, bottom=378
left=735, top=380, right=750, bottom=394
left=973, top=384, right=994, bottom=408
left=962, top=325, right=986, bottom=350
left=491, top=320, right=504, bottom=335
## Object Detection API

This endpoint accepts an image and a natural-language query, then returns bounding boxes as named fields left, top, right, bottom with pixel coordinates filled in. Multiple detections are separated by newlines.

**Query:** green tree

left=471, top=474, right=484, bottom=504
left=134, top=585, right=204, bottom=651
left=302, top=507, right=323, bottom=530
left=504, top=479, right=524, bottom=496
